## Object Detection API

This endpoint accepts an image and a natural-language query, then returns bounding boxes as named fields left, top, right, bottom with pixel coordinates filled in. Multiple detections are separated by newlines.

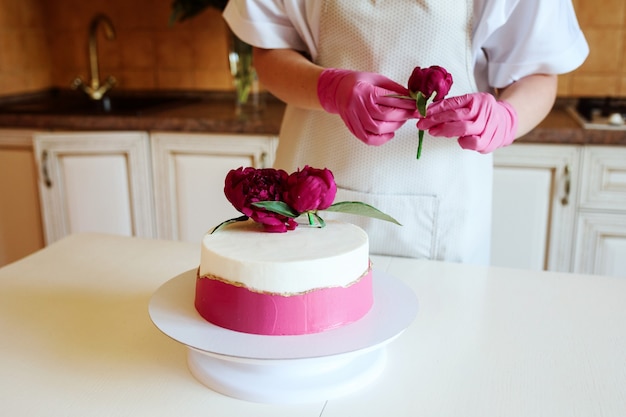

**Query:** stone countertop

left=520, top=104, right=626, bottom=146
left=0, top=91, right=625, bottom=146
left=0, top=91, right=287, bottom=135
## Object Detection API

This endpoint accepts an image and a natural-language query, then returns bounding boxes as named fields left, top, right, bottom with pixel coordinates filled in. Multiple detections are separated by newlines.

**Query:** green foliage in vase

left=169, top=0, right=255, bottom=105
left=169, top=0, right=227, bottom=25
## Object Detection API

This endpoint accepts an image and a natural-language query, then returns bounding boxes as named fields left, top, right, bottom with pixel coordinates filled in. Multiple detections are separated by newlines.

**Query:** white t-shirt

left=223, top=0, right=588, bottom=91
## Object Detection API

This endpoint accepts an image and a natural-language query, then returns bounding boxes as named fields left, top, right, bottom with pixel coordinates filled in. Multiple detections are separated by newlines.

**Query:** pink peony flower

left=283, top=166, right=337, bottom=213
left=224, top=167, right=297, bottom=233
left=407, top=65, right=453, bottom=102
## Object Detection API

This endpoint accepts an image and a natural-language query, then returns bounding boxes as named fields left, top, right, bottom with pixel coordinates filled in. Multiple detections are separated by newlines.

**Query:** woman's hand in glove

left=417, top=92, right=518, bottom=154
left=317, top=68, right=418, bottom=146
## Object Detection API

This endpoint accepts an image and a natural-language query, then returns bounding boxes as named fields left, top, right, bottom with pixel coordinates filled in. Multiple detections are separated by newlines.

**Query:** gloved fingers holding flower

left=403, top=65, right=454, bottom=158
left=317, top=68, right=419, bottom=146
left=417, top=92, right=519, bottom=154
left=402, top=66, right=518, bottom=155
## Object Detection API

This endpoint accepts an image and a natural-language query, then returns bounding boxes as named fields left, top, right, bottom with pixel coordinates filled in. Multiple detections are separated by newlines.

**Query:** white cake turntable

left=149, top=269, right=418, bottom=404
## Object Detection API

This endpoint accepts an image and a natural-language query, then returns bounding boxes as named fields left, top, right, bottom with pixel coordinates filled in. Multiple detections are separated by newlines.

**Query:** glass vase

left=227, top=30, right=260, bottom=109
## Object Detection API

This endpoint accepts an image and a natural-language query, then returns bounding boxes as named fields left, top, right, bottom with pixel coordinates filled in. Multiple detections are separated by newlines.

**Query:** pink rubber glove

left=417, top=92, right=518, bottom=154
left=317, top=68, right=418, bottom=146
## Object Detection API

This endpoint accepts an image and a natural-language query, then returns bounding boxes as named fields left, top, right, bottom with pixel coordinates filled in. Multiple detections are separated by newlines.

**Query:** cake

left=193, top=165, right=399, bottom=336
left=195, top=218, right=373, bottom=335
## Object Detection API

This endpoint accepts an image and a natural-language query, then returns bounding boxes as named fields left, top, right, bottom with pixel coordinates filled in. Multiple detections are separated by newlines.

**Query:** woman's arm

left=253, top=47, right=324, bottom=110
left=497, top=73, right=558, bottom=138
left=253, top=47, right=418, bottom=146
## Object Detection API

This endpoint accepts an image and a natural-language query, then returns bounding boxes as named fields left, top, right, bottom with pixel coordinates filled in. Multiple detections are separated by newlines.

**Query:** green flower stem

left=313, top=212, right=326, bottom=228
left=417, top=129, right=424, bottom=159
left=307, top=211, right=315, bottom=226
left=416, top=92, right=427, bottom=160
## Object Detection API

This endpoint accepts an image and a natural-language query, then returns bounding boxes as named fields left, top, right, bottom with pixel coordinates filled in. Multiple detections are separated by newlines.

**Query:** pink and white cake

left=195, top=219, right=372, bottom=335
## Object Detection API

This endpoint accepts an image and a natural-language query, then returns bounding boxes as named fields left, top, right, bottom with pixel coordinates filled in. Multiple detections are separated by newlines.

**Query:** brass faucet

left=71, top=14, right=117, bottom=100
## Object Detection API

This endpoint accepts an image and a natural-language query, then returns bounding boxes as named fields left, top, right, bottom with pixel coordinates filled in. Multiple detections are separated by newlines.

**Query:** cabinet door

left=0, top=130, right=44, bottom=266
left=34, top=132, right=155, bottom=244
left=491, top=144, right=581, bottom=272
left=574, top=146, right=626, bottom=278
left=151, top=132, right=278, bottom=243
left=575, top=212, right=626, bottom=278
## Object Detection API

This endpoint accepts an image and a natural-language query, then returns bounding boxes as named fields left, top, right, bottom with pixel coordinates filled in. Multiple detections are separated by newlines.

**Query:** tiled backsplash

left=43, top=0, right=232, bottom=93
left=0, top=0, right=232, bottom=95
left=0, top=0, right=624, bottom=98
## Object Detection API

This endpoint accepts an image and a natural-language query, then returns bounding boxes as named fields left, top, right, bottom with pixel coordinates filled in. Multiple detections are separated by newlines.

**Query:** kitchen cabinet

left=491, top=143, right=581, bottom=272
left=0, top=129, right=44, bottom=267
left=18, top=127, right=626, bottom=278
left=151, top=132, right=278, bottom=243
left=31, top=131, right=277, bottom=245
left=574, top=146, right=626, bottom=278
left=33, top=131, right=155, bottom=244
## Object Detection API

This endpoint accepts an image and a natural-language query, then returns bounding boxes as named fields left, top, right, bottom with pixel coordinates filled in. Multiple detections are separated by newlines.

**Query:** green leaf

left=211, top=215, right=248, bottom=234
left=251, top=201, right=299, bottom=218
left=416, top=91, right=427, bottom=117
left=324, top=202, right=402, bottom=225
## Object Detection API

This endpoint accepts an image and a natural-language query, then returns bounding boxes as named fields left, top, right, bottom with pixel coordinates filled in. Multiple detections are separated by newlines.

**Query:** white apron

left=273, top=0, right=493, bottom=264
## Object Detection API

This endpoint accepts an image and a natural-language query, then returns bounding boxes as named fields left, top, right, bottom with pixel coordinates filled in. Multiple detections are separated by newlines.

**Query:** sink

left=0, top=89, right=202, bottom=116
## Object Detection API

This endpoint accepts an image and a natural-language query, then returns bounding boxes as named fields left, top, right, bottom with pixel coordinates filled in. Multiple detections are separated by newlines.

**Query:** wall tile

left=15, top=0, right=44, bottom=28
left=119, top=31, right=156, bottom=70
left=156, top=69, right=197, bottom=90
left=622, top=30, right=626, bottom=74
left=0, top=1, right=20, bottom=29
left=194, top=27, right=229, bottom=71
left=195, top=70, right=232, bottom=91
left=571, top=74, right=620, bottom=96
left=576, top=0, right=625, bottom=27
left=49, top=32, right=87, bottom=77
left=619, top=76, right=626, bottom=95
left=0, top=0, right=51, bottom=94
left=97, top=32, right=123, bottom=73
left=576, top=28, right=623, bottom=74
left=116, top=69, right=157, bottom=90
left=155, top=30, right=195, bottom=70
left=557, top=73, right=574, bottom=96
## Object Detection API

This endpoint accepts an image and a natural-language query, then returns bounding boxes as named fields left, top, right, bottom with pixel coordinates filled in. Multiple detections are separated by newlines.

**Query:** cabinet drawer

left=579, top=146, right=626, bottom=211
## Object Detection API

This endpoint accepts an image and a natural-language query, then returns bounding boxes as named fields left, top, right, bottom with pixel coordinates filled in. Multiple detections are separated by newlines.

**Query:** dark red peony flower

left=217, top=166, right=400, bottom=233
left=283, top=166, right=337, bottom=213
left=408, top=65, right=453, bottom=102
left=224, top=167, right=297, bottom=233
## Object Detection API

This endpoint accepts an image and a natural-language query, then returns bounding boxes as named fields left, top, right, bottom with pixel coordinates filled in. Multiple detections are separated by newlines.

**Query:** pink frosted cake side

left=195, top=219, right=372, bottom=335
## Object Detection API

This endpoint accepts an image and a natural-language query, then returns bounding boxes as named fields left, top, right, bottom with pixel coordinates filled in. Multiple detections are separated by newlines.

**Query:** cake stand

left=149, top=269, right=418, bottom=404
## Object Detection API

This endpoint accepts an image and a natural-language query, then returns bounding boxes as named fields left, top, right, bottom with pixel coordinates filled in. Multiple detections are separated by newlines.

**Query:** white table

left=1, top=233, right=625, bottom=417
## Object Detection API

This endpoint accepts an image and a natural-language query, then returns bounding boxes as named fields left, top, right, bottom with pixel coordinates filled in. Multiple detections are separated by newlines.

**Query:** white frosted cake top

left=200, top=220, right=369, bottom=294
